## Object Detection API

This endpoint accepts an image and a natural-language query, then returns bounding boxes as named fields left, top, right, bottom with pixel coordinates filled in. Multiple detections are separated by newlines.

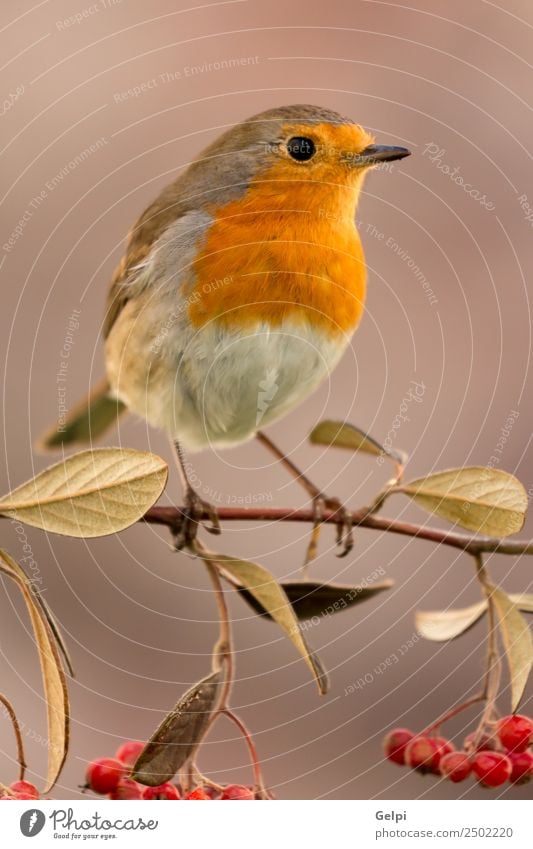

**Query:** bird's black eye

left=286, top=136, right=316, bottom=161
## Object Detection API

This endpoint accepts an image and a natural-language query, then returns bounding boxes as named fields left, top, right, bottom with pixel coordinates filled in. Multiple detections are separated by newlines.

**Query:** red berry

left=85, top=758, right=125, bottom=795
left=497, top=715, right=533, bottom=754
left=433, top=736, right=454, bottom=752
left=508, top=751, right=533, bottom=784
left=13, top=793, right=36, bottom=799
left=383, top=728, right=415, bottom=765
left=115, top=740, right=145, bottom=767
left=109, top=777, right=143, bottom=799
left=464, top=732, right=497, bottom=753
left=220, top=784, right=254, bottom=800
left=439, top=752, right=472, bottom=783
left=0, top=796, right=15, bottom=800
left=10, top=780, right=39, bottom=798
left=185, top=787, right=211, bottom=799
left=405, top=736, right=441, bottom=773
left=200, top=785, right=220, bottom=799
left=433, top=737, right=455, bottom=761
left=141, top=783, right=180, bottom=800
left=472, top=752, right=512, bottom=787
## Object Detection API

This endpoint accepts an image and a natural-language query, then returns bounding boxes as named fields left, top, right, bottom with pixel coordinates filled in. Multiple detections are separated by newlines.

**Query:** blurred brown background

left=1, top=0, right=532, bottom=800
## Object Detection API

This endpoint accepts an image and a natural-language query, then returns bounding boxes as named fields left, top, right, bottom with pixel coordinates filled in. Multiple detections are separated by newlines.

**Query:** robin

left=40, top=104, right=410, bottom=554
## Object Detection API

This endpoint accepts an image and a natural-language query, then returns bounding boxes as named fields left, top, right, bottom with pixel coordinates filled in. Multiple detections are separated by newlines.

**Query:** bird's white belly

left=105, top=251, right=351, bottom=451
left=106, top=210, right=355, bottom=450
left=149, top=320, right=348, bottom=451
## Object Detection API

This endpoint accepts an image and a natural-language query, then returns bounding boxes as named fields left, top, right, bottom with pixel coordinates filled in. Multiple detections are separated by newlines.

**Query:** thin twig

left=419, top=555, right=503, bottom=742
left=143, top=504, right=533, bottom=556
left=190, top=765, right=224, bottom=793
left=190, top=540, right=234, bottom=708
left=474, top=554, right=502, bottom=744
left=187, top=541, right=270, bottom=795
left=0, top=692, right=26, bottom=780
left=421, top=693, right=486, bottom=736
left=221, top=708, right=270, bottom=798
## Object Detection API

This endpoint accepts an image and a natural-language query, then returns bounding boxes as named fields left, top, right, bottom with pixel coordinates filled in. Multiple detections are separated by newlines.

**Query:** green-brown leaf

left=492, top=587, right=533, bottom=712
left=310, top=420, right=406, bottom=464
left=232, top=579, right=393, bottom=621
left=415, top=601, right=487, bottom=641
left=204, top=552, right=328, bottom=694
left=0, top=448, right=168, bottom=537
left=37, top=378, right=127, bottom=450
left=0, top=549, right=69, bottom=791
left=132, top=670, right=221, bottom=786
left=397, top=467, right=527, bottom=536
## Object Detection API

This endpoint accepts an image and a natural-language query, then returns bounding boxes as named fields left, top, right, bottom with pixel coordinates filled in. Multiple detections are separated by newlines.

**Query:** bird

left=39, top=104, right=410, bottom=554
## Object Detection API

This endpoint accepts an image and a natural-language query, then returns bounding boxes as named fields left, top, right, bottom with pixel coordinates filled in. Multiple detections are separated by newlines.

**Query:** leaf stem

left=361, top=479, right=398, bottom=518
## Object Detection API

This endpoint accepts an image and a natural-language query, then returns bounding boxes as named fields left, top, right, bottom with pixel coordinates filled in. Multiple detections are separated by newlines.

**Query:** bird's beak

left=351, top=144, right=411, bottom=166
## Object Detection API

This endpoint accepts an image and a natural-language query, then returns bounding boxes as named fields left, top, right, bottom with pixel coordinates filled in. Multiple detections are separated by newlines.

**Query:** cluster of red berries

left=0, top=780, right=41, bottom=800
left=384, top=714, right=533, bottom=788
left=85, top=740, right=254, bottom=800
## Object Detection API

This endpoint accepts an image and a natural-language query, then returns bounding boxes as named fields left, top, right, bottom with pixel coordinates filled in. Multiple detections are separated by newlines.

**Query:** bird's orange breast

left=187, top=166, right=367, bottom=336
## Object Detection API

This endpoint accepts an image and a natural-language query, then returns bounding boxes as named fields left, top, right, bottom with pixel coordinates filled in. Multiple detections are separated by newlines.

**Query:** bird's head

left=253, top=104, right=410, bottom=184
left=189, top=104, right=410, bottom=207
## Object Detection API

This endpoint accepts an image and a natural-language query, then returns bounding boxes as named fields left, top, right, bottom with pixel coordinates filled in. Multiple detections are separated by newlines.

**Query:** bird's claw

left=173, top=489, right=221, bottom=550
left=305, top=494, right=354, bottom=563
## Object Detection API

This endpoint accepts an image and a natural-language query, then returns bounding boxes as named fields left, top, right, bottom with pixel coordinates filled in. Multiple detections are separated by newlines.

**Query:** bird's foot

left=173, top=488, right=221, bottom=550
left=305, top=493, right=354, bottom=563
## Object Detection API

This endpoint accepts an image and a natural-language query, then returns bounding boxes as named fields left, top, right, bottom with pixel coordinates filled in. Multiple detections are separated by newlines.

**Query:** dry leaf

left=310, top=420, right=406, bottom=464
left=415, top=601, right=487, bottom=641
left=231, top=579, right=393, bottom=621
left=492, top=587, right=533, bottom=712
left=32, top=592, right=74, bottom=677
left=37, top=377, right=127, bottom=450
left=398, top=467, right=527, bottom=536
left=509, top=593, right=533, bottom=613
left=132, top=670, right=221, bottom=786
left=0, top=448, right=168, bottom=537
left=0, top=549, right=69, bottom=791
left=204, top=552, right=328, bottom=694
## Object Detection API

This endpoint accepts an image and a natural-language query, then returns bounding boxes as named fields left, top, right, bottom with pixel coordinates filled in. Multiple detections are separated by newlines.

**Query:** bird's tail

left=36, top=376, right=127, bottom=451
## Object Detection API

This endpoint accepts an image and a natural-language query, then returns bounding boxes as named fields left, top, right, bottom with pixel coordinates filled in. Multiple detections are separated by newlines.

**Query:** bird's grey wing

left=103, top=179, right=198, bottom=339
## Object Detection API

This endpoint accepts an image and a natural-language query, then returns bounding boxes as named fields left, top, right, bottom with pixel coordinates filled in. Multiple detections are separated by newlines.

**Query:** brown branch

left=143, top=505, right=533, bottom=556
